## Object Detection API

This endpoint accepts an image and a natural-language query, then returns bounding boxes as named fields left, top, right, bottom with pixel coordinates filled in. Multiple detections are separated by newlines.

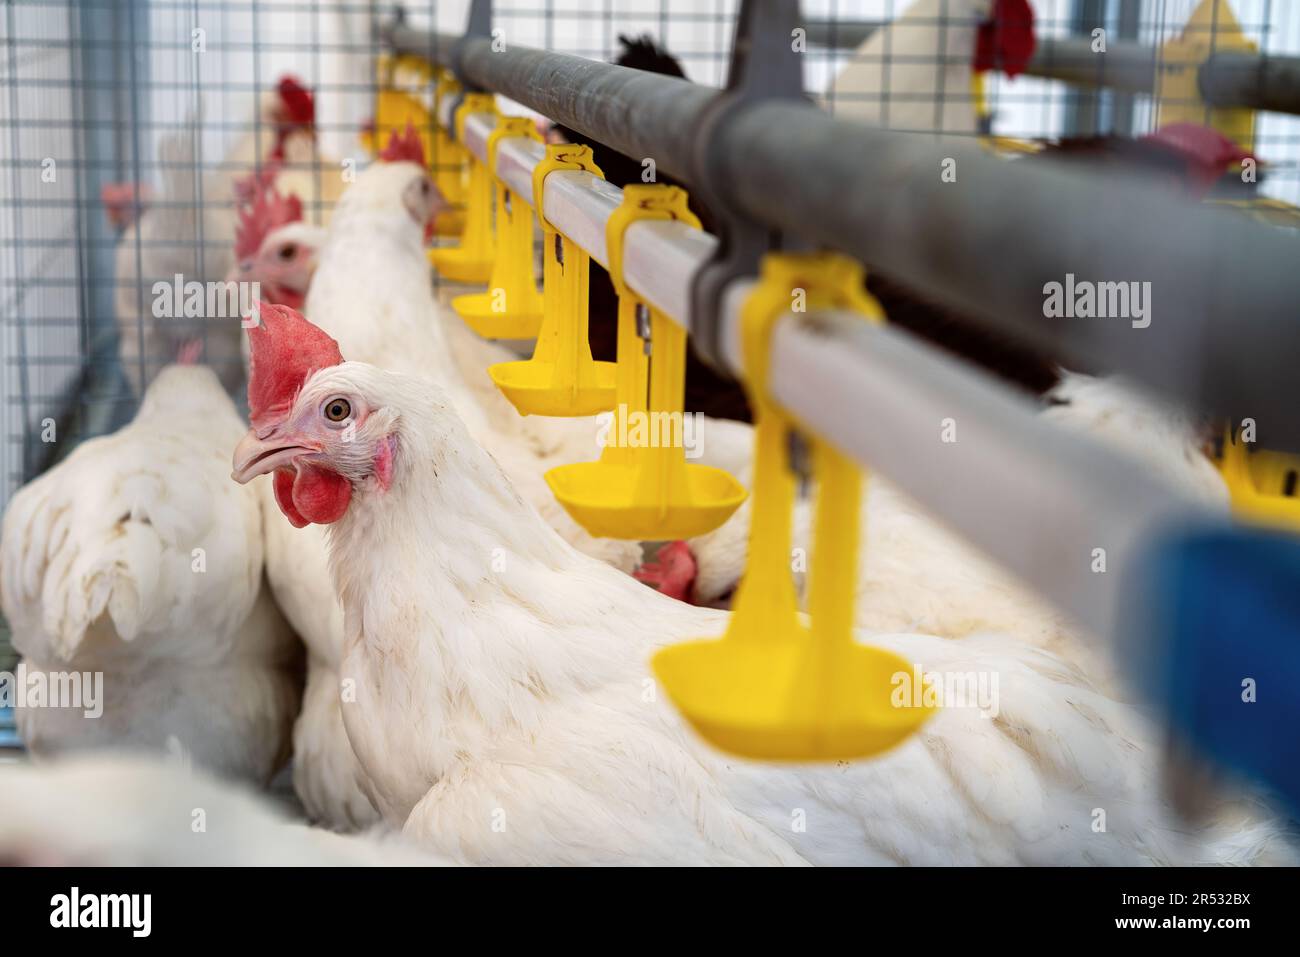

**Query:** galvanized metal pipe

left=805, top=21, right=1300, bottom=116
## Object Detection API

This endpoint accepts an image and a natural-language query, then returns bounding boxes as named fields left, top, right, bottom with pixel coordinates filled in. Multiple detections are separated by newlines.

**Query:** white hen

left=115, top=122, right=239, bottom=395
left=254, top=148, right=640, bottom=829
left=115, top=79, right=330, bottom=396
left=826, top=0, right=1035, bottom=135
left=0, top=755, right=446, bottom=866
left=232, top=318, right=1290, bottom=865
left=0, top=364, right=300, bottom=784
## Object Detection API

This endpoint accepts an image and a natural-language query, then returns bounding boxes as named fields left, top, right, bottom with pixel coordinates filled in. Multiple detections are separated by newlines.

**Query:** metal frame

left=803, top=20, right=1300, bottom=117
left=401, top=22, right=1300, bottom=452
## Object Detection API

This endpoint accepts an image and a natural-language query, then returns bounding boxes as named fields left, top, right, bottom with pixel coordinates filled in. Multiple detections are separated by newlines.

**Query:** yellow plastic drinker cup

left=488, top=144, right=617, bottom=417
left=652, top=252, right=936, bottom=761
left=428, top=93, right=498, bottom=281
left=453, top=117, right=545, bottom=338
left=545, top=184, right=747, bottom=539
left=429, top=72, right=468, bottom=236
left=1213, top=425, right=1300, bottom=531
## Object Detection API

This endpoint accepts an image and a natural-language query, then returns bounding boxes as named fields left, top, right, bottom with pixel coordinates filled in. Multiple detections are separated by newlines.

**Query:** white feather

left=0, top=754, right=447, bottom=866
left=263, top=160, right=654, bottom=829
left=825, top=0, right=995, bottom=135
left=291, top=361, right=1290, bottom=865
left=0, top=365, right=300, bottom=784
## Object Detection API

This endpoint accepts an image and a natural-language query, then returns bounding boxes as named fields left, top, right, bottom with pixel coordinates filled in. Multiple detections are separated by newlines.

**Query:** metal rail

left=803, top=21, right=1300, bottom=117
left=395, top=23, right=1300, bottom=451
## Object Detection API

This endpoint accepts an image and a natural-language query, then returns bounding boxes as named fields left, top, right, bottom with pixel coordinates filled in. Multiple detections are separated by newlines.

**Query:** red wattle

left=271, top=464, right=351, bottom=527
left=290, top=462, right=353, bottom=525
left=273, top=468, right=309, bottom=528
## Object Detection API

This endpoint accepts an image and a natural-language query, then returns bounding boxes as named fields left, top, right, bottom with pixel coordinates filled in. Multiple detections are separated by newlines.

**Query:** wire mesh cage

left=1, top=0, right=1298, bottom=735
left=0, top=0, right=1299, bottom=860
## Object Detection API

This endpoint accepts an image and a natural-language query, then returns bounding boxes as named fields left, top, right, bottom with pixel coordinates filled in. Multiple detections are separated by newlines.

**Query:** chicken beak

left=231, top=428, right=313, bottom=484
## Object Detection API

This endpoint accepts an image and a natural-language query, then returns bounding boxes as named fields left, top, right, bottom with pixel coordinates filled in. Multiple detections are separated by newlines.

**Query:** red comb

left=277, top=75, right=315, bottom=126
left=246, top=302, right=344, bottom=428
left=235, top=187, right=303, bottom=261
left=974, top=0, right=1037, bottom=78
left=233, top=162, right=280, bottom=207
left=380, top=123, right=426, bottom=166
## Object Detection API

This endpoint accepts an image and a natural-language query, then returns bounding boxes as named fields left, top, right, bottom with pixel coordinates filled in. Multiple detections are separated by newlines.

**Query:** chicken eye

left=279, top=243, right=298, bottom=261
left=323, top=397, right=352, bottom=422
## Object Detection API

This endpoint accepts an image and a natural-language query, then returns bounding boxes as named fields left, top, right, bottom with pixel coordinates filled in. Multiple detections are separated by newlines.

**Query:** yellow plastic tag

left=428, top=92, right=499, bottom=281
left=488, top=144, right=617, bottom=416
left=453, top=116, right=545, bottom=337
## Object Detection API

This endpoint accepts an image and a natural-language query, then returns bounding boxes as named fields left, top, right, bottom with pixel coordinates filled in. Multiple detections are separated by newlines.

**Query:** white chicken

left=231, top=306, right=1291, bottom=865
left=114, top=77, right=333, bottom=396
left=0, top=754, right=447, bottom=866
left=227, top=77, right=348, bottom=225
left=0, top=362, right=300, bottom=784
left=114, top=121, right=240, bottom=395
left=227, top=187, right=326, bottom=315
left=251, top=132, right=641, bottom=829
left=826, top=0, right=1036, bottom=134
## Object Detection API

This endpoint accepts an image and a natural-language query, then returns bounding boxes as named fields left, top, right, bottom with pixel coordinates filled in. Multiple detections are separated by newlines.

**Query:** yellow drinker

left=452, top=117, right=545, bottom=338
left=367, top=89, right=430, bottom=156
left=489, top=145, right=617, bottom=417
left=546, top=185, right=747, bottom=539
left=1213, top=425, right=1300, bottom=531
left=429, top=72, right=468, bottom=236
left=653, top=252, right=936, bottom=761
left=428, top=93, right=498, bottom=281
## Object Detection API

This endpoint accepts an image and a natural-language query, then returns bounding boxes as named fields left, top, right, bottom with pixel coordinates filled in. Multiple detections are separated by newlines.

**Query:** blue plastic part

left=0, top=706, right=19, bottom=749
left=1125, top=524, right=1300, bottom=813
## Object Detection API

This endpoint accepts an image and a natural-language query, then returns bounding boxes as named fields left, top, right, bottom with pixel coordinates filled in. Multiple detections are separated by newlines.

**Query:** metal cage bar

left=803, top=20, right=1300, bottom=117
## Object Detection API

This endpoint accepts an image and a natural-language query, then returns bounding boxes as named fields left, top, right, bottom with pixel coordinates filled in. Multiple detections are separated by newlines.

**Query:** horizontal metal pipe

left=1026, top=37, right=1156, bottom=94
left=1200, top=50, right=1300, bottom=116
left=804, top=20, right=1300, bottom=115
left=397, top=25, right=1300, bottom=450
left=718, top=102, right=1300, bottom=448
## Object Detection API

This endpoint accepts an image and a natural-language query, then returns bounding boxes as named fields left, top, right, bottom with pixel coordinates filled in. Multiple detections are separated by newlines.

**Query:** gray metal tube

left=387, top=24, right=1300, bottom=450
left=717, top=102, right=1300, bottom=446
left=1028, top=37, right=1156, bottom=95
left=804, top=19, right=1300, bottom=116
left=1200, top=50, right=1300, bottom=116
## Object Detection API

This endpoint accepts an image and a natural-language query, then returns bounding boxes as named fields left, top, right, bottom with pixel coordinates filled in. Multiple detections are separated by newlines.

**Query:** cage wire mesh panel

left=1, top=2, right=81, bottom=514
left=0, top=0, right=1297, bottom=692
